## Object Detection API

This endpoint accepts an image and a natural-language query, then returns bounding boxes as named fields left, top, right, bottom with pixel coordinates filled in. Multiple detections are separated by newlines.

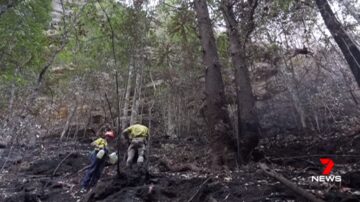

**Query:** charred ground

left=1, top=130, right=359, bottom=202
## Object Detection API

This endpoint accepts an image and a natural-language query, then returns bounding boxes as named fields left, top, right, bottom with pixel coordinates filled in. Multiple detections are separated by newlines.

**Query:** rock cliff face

left=250, top=62, right=278, bottom=100
left=51, top=0, right=63, bottom=27
left=50, top=0, right=86, bottom=28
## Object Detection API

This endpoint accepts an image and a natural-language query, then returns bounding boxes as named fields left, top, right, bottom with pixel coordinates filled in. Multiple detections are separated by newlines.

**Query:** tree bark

left=128, top=3, right=145, bottom=126
left=8, top=82, right=16, bottom=116
left=281, top=60, right=308, bottom=131
left=115, top=71, right=121, bottom=177
left=122, top=64, right=133, bottom=130
left=316, top=0, right=360, bottom=87
left=287, top=79, right=307, bottom=130
left=166, top=97, right=176, bottom=138
left=130, top=66, right=142, bottom=125
left=194, top=0, right=236, bottom=168
left=221, top=0, right=259, bottom=164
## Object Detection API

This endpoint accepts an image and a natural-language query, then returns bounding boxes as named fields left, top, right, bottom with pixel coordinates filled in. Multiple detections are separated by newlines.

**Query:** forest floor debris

left=0, top=131, right=359, bottom=202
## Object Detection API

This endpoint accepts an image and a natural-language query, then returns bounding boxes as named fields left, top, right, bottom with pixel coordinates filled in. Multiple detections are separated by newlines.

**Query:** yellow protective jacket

left=91, top=137, right=108, bottom=150
left=123, top=124, right=149, bottom=139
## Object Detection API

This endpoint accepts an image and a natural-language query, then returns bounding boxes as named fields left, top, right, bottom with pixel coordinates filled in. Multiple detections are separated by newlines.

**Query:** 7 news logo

left=310, top=158, right=342, bottom=182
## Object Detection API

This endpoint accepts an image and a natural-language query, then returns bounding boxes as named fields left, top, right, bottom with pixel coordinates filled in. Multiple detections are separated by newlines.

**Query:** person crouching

left=122, top=124, right=149, bottom=168
left=80, top=128, right=115, bottom=192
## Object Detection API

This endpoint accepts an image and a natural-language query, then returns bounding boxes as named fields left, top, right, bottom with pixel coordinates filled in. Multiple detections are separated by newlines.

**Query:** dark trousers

left=81, top=150, right=106, bottom=189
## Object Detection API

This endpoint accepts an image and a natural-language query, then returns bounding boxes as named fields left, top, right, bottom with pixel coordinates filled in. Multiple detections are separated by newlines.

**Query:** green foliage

left=56, top=1, right=148, bottom=73
left=276, top=0, right=294, bottom=11
left=0, top=0, right=51, bottom=85
left=154, top=1, right=200, bottom=72
left=0, top=0, right=203, bottom=102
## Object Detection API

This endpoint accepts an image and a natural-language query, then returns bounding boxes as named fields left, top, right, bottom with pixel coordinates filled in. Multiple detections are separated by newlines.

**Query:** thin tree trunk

left=97, top=88, right=107, bottom=121
left=104, top=92, right=115, bottom=125
left=9, top=66, right=20, bottom=116
left=279, top=63, right=307, bottom=131
left=194, top=0, right=236, bottom=168
left=122, top=64, right=133, bottom=130
left=73, top=112, right=79, bottom=140
left=38, top=0, right=68, bottom=85
left=288, top=84, right=307, bottom=129
left=349, top=88, right=359, bottom=105
left=115, top=71, right=121, bottom=177
left=145, top=100, right=155, bottom=169
left=316, top=0, right=360, bottom=87
left=8, top=83, right=16, bottom=115
left=135, top=66, right=144, bottom=123
left=130, top=66, right=142, bottom=125
left=60, top=104, right=77, bottom=141
left=128, top=0, right=145, bottom=126
left=314, top=111, right=321, bottom=133
left=167, top=97, right=176, bottom=138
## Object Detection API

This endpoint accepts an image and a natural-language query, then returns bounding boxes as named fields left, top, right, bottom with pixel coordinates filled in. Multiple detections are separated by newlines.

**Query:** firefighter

left=80, top=128, right=115, bottom=192
left=122, top=124, right=149, bottom=168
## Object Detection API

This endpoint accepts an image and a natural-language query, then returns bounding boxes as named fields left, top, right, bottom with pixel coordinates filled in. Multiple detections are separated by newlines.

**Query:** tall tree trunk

left=122, top=64, right=133, bottom=130
left=130, top=66, right=142, bottom=125
left=129, top=1, right=145, bottom=126
left=287, top=78, right=307, bottom=130
left=221, top=0, right=259, bottom=164
left=194, top=0, right=236, bottom=168
left=166, top=97, right=176, bottom=138
left=60, top=103, right=77, bottom=141
left=316, top=0, right=360, bottom=87
left=8, top=82, right=16, bottom=116
left=281, top=58, right=308, bottom=131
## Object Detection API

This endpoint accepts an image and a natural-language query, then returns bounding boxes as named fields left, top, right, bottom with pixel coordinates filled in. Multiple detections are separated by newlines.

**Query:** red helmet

left=105, top=131, right=115, bottom=139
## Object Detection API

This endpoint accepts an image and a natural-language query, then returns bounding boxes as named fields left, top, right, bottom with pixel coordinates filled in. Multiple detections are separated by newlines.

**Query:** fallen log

left=259, top=163, right=325, bottom=202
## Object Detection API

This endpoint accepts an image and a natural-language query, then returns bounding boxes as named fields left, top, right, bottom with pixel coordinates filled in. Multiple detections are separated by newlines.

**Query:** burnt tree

left=194, top=0, right=237, bottom=168
left=221, top=0, right=260, bottom=164
left=316, top=0, right=360, bottom=87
